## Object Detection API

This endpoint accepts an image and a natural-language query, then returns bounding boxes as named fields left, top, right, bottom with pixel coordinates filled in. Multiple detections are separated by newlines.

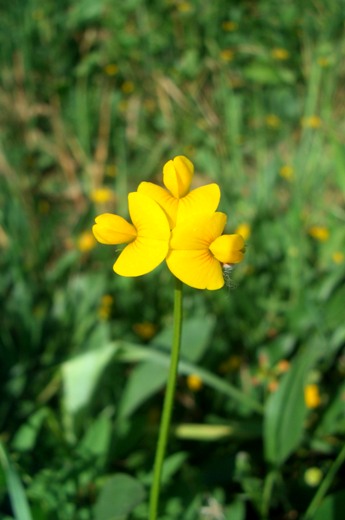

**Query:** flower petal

left=170, top=212, right=227, bottom=250
left=176, top=184, right=221, bottom=224
left=128, top=192, right=170, bottom=239
left=166, top=249, right=224, bottom=290
left=163, top=156, right=194, bottom=198
left=137, top=182, right=178, bottom=228
left=114, top=236, right=169, bottom=276
left=209, top=234, right=245, bottom=263
left=92, top=213, right=136, bottom=244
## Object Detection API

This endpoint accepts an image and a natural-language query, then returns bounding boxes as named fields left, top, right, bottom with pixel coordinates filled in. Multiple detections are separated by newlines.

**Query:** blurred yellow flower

left=304, top=467, right=323, bottom=487
left=98, top=294, right=113, bottom=320
left=308, top=226, right=329, bottom=241
left=268, top=379, right=279, bottom=393
left=279, top=165, right=294, bottom=180
left=219, top=355, right=242, bottom=373
left=271, top=48, right=289, bottom=60
left=276, top=359, right=290, bottom=374
left=91, top=187, right=115, bottom=204
left=187, top=374, right=203, bottom=391
left=317, top=56, right=331, bottom=68
left=265, top=114, right=281, bottom=128
left=235, top=223, right=251, bottom=241
left=177, top=2, right=193, bottom=13
left=104, top=64, right=119, bottom=76
left=121, top=81, right=135, bottom=94
left=221, top=21, right=238, bottom=31
left=133, top=322, right=157, bottom=340
left=105, top=165, right=117, bottom=177
left=77, top=231, right=97, bottom=252
left=304, top=384, right=321, bottom=409
left=220, top=49, right=235, bottom=62
left=301, top=116, right=322, bottom=129
left=332, top=251, right=344, bottom=264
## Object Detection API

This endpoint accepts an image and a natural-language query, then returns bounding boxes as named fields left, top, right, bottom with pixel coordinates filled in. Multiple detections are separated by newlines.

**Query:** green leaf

left=62, top=343, right=119, bottom=414
left=0, top=442, right=33, bottom=520
left=153, top=316, right=216, bottom=362
left=117, top=361, right=168, bottom=419
left=313, top=490, right=345, bottom=520
left=93, top=473, right=145, bottom=520
left=264, top=342, right=323, bottom=466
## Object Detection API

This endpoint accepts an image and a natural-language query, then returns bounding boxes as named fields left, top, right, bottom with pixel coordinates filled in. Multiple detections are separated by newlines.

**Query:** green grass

left=1, top=0, right=345, bottom=519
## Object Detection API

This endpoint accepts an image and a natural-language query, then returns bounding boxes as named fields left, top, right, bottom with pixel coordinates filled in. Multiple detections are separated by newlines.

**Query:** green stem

left=304, top=442, right=345, bottom=520
left=149, top=278, right=183, bottom=520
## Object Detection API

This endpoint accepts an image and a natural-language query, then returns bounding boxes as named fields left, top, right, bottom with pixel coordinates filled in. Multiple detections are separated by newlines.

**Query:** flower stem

left=149, top=278, right=183, bottom=520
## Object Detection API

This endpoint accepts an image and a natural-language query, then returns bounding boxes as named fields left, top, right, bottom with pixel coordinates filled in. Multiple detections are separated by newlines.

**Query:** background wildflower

left=186, top=374, right=203, bottom=391
left=279, top=165, right=294, bottom=181
left=301, top=116, right=322, bottom=128
left=271, top=48, right=289, bottom=60
left=304, top=384, right=321, bottom=409
left=308, top=226, right=329, bottom=241
left=91, top=187, right=116, bottom=204
left=77, top=231, right=96, bottom=252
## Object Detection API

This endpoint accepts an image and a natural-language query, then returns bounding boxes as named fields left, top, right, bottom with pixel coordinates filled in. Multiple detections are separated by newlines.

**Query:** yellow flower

left=104, top=64, right=119, bottom=76
left=332, top=251, right=344, bottom=264
left=279, top=165, right=294, bottom=180
left=187, top=374, right=203, bottom=391
left=92, top=192, right=170, bottom=276
left=218, top=355, right=242, bottom=373
left=221, top=21, right=238, bottom=32
left=271, top=48, right=289, bottom=60
left=220, top=49, right=235, bottom=62
left=121, top=81, right=135, bottom=94
left=166, top=212, right=245, bottom=290
left=301, top=116, right=322, bottom=129
left=177, top=2, right=193, bottom=13
left=77, top=231, right=96, bottom=252
left=265, top=114, right=281, bottom=128
left=133, top=322, right=157, bottom=340
left=317, top=56, right=330, bottom=68
left=235, top=223, right=251, bottom=241
left=304, top=467, right=323, bottom=487
left=304, top=384, right=321, bottom=409
left=138, top=156, right=220, bottom=228
left=105, top=164, right=117, bottom=177
left=308, top=226, right=329, bottom=241
left=98, top=294, right=113, bottom=320
left=91, top=187, right=115, bottom=204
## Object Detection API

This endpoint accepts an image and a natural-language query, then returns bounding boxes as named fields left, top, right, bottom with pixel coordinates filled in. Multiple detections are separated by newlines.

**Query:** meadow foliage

left=1, top=1, right=345, bottom=519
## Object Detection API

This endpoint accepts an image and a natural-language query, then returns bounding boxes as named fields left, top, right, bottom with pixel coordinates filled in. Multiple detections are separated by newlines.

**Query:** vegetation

left=1, top=0, right=345, bottom=518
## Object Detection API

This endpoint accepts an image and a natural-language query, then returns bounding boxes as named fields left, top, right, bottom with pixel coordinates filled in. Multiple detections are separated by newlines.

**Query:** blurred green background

left=1, top=0, right=345, bottom=519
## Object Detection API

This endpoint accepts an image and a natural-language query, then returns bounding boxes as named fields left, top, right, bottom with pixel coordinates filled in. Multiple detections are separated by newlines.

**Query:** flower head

left=92, top=192, right=170, bottom=276
left=138, top=156, right=220, bottom=228
left=166, top=212, right=244, bottom=290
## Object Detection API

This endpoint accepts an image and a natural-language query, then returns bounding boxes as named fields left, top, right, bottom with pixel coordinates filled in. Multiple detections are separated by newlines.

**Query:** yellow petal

left=166, top=249, right=224, bottom=290
left=170, top=212, right=227, bottom=250
left=176, top=184, right=221, bottom=224
left=112, top=192, right=170, bottom=277
left=137, top=182, right=178, bottom=228
left=209, top=234, right=245, bottom=264
left=114, top=237, right=169, bottom=276
left=128, top=192, right=170, bottom=240
left=163, top=156, right=194, bottom=198
left=92, top=213, right=136, bottom=244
